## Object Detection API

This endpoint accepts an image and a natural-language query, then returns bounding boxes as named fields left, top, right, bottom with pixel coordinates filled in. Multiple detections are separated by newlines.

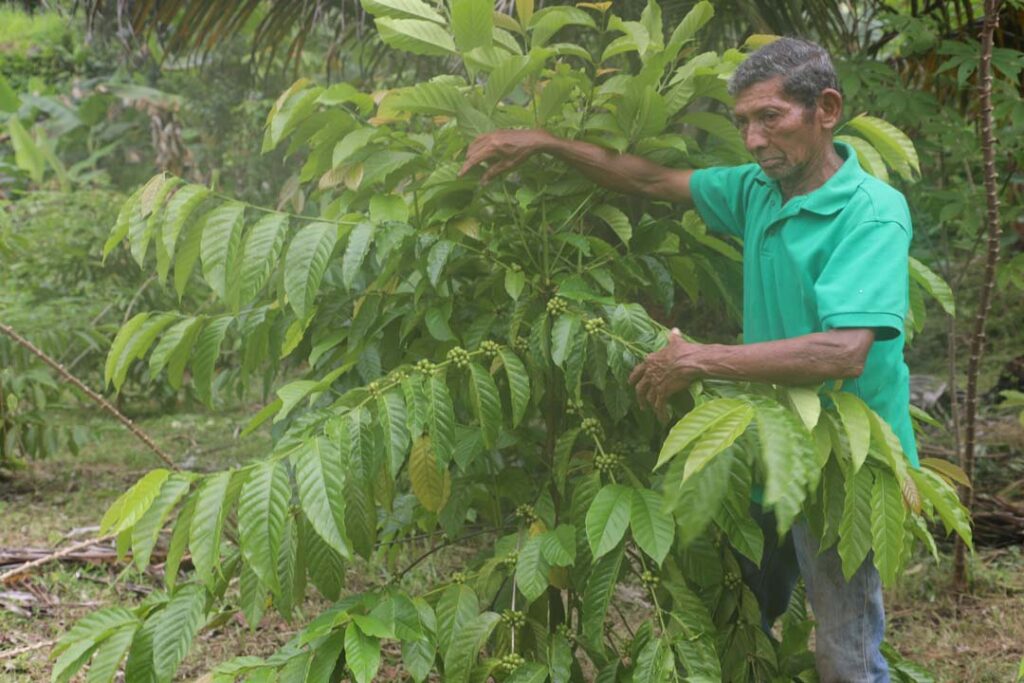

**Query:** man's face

left=733, top=77, right=830, bottom=183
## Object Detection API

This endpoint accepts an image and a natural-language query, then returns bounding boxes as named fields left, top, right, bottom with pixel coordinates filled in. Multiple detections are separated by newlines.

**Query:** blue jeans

left=737, top=510, right=890, bottom=683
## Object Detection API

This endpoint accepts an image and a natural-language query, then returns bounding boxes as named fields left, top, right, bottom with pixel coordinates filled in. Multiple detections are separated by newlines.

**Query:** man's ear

left=818, top=88, right=843, bottom=130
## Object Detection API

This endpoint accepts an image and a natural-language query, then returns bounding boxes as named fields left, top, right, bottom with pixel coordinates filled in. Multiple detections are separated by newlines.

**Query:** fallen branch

left=0, top=535, right=116, bottom=585
left=0, top=639, right=56, bottom=660
left=0, top=322, right=177, bottom=471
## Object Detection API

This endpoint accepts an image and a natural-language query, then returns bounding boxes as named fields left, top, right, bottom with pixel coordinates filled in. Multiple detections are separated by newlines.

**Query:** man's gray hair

left=727, top=37, right=842, bottom=109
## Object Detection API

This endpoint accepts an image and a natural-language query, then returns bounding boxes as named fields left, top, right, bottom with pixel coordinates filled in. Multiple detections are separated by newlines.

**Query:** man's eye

left=762, top=112, right=779, bottom=123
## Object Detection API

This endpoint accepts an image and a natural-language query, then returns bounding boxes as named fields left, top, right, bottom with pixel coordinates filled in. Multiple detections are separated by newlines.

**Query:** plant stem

left=953, top=0, right=1003, bottom=590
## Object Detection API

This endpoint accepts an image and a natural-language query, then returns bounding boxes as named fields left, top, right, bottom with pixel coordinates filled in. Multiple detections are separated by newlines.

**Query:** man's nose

left=743, top=124, right=768, bottom=151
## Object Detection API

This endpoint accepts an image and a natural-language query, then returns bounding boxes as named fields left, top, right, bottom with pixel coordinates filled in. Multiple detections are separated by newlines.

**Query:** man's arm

left=459, top=129, right=694, bottom=204
left=629, top=328, right=875, bottom=417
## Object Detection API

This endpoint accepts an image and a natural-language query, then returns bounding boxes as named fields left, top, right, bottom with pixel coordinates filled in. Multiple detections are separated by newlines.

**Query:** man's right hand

left=458, top=129, right=555, bottom=184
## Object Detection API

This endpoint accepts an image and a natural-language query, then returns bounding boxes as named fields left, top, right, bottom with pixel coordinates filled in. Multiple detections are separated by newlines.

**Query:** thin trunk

left=953, top=0, right=1003, bottom=590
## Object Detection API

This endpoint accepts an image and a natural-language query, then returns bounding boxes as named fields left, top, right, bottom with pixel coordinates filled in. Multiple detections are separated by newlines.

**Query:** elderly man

left=460, top=37, right=916, bottom=682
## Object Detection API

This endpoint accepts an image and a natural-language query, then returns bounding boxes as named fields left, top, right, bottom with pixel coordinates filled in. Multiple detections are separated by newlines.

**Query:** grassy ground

left=1, top=408, right=1022, bottom=682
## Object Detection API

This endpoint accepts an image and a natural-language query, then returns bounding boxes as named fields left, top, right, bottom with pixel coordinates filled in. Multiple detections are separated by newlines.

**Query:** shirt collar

left=752, top=141, right=866, bottom=216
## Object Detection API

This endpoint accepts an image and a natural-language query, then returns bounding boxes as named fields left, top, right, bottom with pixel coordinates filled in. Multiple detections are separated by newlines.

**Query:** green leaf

left=165, top=493, right=196, bottom=591
left=591, top=204, right=632, bottom=246
left=684, top=401, right=754, bottom=484
left=104, top=313, right=149, bottom=389
left=428, top=374, right=456, bottom=465
left=86, top=624, right=137, bottom=683
left=344, top=409, right=378, bottom=559
left=656, top=398, right=751, bottom=469
left=200, top=203, right=245, bottom=303
left=581, top=541, right=623, bottom=649
left=836, top=134, right=889, bottom=183
left=285, top=222, right=339, bottom=319
left=111, top=313, right=178, bottom=392
left=292, top=436, right=351, bottom=558
left=909, top=256, right=956, bottom=317
left=104, top=187, right=142, bottom=259
left=871, top=472, right=907, bottom=585
left=376, top=17, right=457, bottom=56
left=239, top=213, right=288, bottom=302
left=378, top=389, right=411, bottom=475
left=540, top=524, right=576, bottom=566
left=0, top=73, right=20, bottom=112
left=550, top=314, right=581, bottom=368
left=504, top=268, right=525, bottom=300
left=239, top=561, right=267, bottom=630
left=665, top=0, right=713, bottom=53
left=154, top=584, right=207, bottom=681
left=345, top=623, right=382, bottom=683
left=529, top=6, right=595, bottom=48
left=665, top=444, right=733, bottom=546
left=149, top=317, right=203, bottom=388
left=910, top=468, right=972, bottom=547
left=173, top=209, right=206, bottom=299
left=191, top=316, right=232, bottom=406
left=442, top=611, right=501, bottom=683
left=630, top=488, right=674, bottom=565
left=515, top=533, right=550, bottom=601
left=123, top=615, right=158, bottom=683
left=713, top=461, right=763, bottom=565
left=158, top=184, right=209, bottom=280
left=837, top=465, right=874, bottom=580
left=264, top=83, right=322, bottom=152
left=468, top=363, right=501, bottom=449
left=786, top=387, right=822, bottom=432
left=844, top=114, right=919, bottom=180
left=402, top=638, right=436, bottom=682
left=131, top=474, right=192, bottom=571
left=189, top=471, right=232, bottom=588
left=52, top=608, right=138, bottom=683
left=681, top=111, right=749, bottom=162
left=8, top=117, right=45, bottom=183
left=451, top=0, right=493, bottom=52
left=585, top=484, right=633, bottom=558
left=238, top=460, right=289, bottom=595
left=100, top=469, right=171, bottom=535
left=834, top=392, right=871, bottom=472
left=301, top=512, right=347, bottom=601
left=361, top=0, right=446, bottom=23
left=410, top=435, right=450, bottom=513
left=498, top=349, right=531, bottom=427
left=755, top=400, right=815, bottom=534
left=436, top=584, right=479, bottom=655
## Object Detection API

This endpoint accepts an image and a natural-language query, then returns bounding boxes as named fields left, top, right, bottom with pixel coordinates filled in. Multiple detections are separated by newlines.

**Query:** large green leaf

left=629, top=488, right=674, bottom=565
left=591, top=204, right=632, bottom=247
left=158, top=184, right=209, bottom=280
left=428, top=374, right=456, bottom=465
left=836, top=134, right=889, bottom=183
left=104, top=313, right=149, bottom=389
left=285, top=221, right=339, bottom=319
left=238, top=460, right=289, bottom=595
left=540, top=524, right=576, bottom=566
left=376, top=17, right=457, bottom=56
left=188, top=471, right=232, bottom=589
left=200, top=202, right=245, bottom=304
left=581, top=541, right=623, bottom=649
left=377, top=389, right=411, bottom=475
left=110, top=313, right=178, bottom=391
left=154, top=584, right=207, bottom=681
left=550, top=314, right=581, bottom=368
left=131, top=474, right=192, bottom=571
left=909, top=256, right=956, bottom=317
left=191, top=315, right=232, bottom=406
left=755, top=400, right=815, bottom=533
left=85, top=624, right=137, bottom=683
left=585, top=484, right=633, bottom=559
left=515, top=533, right=550, bottom=601
left=442, top=611, right=501, bottom=683
left=100, top=469, right=171, bottom=535
left=684, top=401, right=754, bottom=484
left=8, top=117, right=46, bottom=183
left=837, top=465, right=874, bottom=580
left=656, top=398, right=751, bottom=469
left=834, top=392, right=871, bottom=472
left=361, top=0, right=446, bottom=23
left=345, top=622, right=382, bottom=683
left=498, top=349, right=531, bottom=427
left=870, top=472, right=906, bottom=585
left=451, top=0, right=492, bottom=52
left=844, top=114, right=919, bottom=180
left=435, top=584, right=479, bottom=655
left=239, top=213, right=288, bottom=302
left=713, top=462, right=763, bottom=565
left=344, top=409, right=378, bottom=559
left=468, top=363, right=501, bottom=449
left=910, top=468, right=972, bottom=547
left=410, top=435, right=450, bottom=513
left=292, top=436, right=351, bottom=558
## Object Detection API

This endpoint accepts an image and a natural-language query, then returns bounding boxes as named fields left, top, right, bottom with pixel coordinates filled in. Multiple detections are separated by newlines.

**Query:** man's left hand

left=629, top=329, right=703, bottom=420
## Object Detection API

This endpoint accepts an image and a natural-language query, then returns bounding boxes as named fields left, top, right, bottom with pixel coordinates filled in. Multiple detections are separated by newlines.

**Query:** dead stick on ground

left=0, top=640, right=57, bottom=660
left=0, top=322, right=177, bottom=471
left=0, top=535, right=116, bottom=586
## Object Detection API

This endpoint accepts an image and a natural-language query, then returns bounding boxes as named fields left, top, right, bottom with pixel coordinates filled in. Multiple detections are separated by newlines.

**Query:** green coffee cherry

left=515, top=503, right=537, bottom=523
left=501, top=610, right=526, bottom=629
left=724, top=571, right=741, bottom=589
left=512, top=336, right=529, bottom=353
left=480, top=340, right=501, bottom=358
left=501, top=550, right=519, bottom=568
left=498, top=653, right=525, bottom=673
left=414, top=359, right=435, bottom=374
left=583, top=317, right=605, bottom=334
left=451, top=571, right=467, bottom=584
left=446, top=346, right=470, bottom=369
left=581, top=417, right=602, bottom=438
left=368, top=381, right=382, bottom=398
left=594, top=452, right=622, bottom=475
left=546, top=297, right=568, bottom=316
left=641, top=570, right=660, bottom=589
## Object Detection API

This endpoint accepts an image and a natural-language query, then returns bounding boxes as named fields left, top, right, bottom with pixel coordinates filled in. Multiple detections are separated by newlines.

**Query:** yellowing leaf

left=410, top=436, right=451, bottom=513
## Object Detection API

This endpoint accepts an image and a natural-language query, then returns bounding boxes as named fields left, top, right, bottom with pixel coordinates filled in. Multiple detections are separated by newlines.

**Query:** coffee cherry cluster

left=565, top=399, right=583, bottom=416
left=501, top=550, right=519, bottom=568
left=581, top=417, right=602, bottom=438
left=367, top=381, right=382, bottom=398
left=724, top=571, right=741, bottom=590
left=512, top=336, right=529, bottom=353
left=594, top=451, right=622, bottom=474
left=451, top=571, right=467, bottom=584
left=583, top=317, right=605, bottom=335
left=480, top=340, right=501, bottom=359
left=515, top=503, right=537, bottom=523
left=447, top=346, right=470, bottom=369
left=640, top=570, right=660, bottom=589
left=414, top=359, right=436, bottom=374
left=554, top=623, right=575, bottom=642
left=501, top=610, right=526, bottom=629
left=498, top=653, right=525, bottom=673
left=546, top=297, right=568, bottom=316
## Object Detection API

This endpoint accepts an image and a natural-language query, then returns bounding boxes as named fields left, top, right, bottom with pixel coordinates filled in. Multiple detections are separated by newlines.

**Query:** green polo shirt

left=690, top=141, right=919, bottom=468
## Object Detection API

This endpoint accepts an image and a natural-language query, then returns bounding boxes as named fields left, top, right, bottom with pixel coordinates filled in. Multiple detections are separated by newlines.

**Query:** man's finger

left=629, top=363, right=646, bottom=385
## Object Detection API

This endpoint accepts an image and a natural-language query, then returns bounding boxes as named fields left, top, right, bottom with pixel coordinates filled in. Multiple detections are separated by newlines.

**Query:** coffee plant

left=54, top=1, right=971, bottom=681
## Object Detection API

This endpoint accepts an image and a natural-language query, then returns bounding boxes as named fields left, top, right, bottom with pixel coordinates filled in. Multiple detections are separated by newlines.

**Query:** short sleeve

left=689, top=165, right=758, bottom=239
left=814, top=220, right=910, bottom=341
